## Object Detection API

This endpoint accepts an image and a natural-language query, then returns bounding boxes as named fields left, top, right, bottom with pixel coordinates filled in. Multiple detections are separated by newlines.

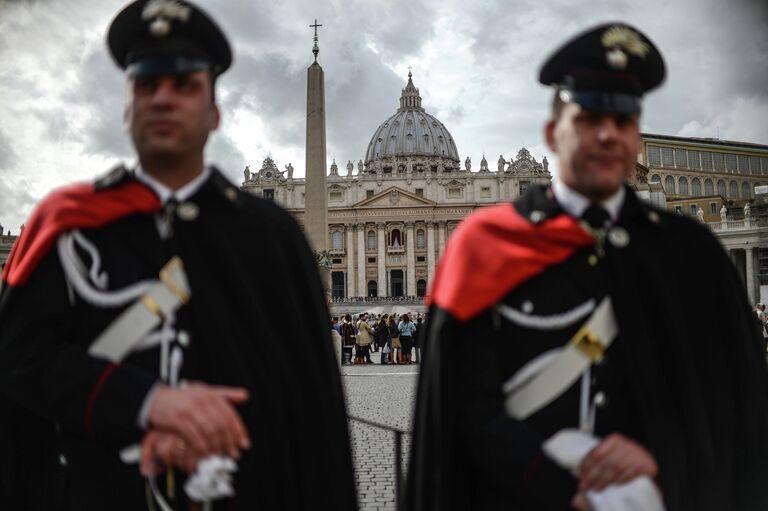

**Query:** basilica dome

left=364, top=72, right=459, bottom=165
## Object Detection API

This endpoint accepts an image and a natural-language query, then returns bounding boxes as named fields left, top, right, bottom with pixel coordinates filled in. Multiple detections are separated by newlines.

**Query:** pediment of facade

left=353, top=186, right=437, bottom=208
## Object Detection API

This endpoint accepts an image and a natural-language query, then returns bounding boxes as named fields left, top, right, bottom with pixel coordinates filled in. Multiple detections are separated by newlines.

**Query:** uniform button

left=521, top=300, right=534, bottom=314
left=225, top=188, right=238, bottom=201
left=594, top=392, right=608, bottom=408
left=59, top=454, right=68, bottom=467
left=177, top=330, right=190, bottom=347
left=588, top=254, right=599, bottom=266
left=529, top=210, right=544, bottom=223
left=177, top=202, right=199, bottom=221
left=648, top=211, right=660, bottom=224
left=608, top=227, right=630, bottom=248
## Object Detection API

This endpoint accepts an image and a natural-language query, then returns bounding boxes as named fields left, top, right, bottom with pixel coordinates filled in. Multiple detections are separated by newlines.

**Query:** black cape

left=0, top=167, right=357, bottom=510
left=406, top=185, right=768, bottom=510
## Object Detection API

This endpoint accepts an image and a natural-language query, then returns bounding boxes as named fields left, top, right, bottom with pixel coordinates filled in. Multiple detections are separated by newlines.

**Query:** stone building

left=241, top=72, right=552, bottom=303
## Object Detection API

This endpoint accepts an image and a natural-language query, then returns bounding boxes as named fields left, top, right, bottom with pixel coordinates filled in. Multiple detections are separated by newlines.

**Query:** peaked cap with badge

left=108, top=0, right=232, bottom=77
left=539, top=23, right=665, bottom=114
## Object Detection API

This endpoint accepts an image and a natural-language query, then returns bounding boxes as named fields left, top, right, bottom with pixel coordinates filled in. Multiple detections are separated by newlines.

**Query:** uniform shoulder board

left=94, top=165, right=132, bottom=191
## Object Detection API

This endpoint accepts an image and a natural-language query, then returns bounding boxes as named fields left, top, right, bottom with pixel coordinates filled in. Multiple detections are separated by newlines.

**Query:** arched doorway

left=331, top=271, right=345, bottom=298
left=416, top=279, right=427, bottom=298
left=367, top=280, right=377, bottom=298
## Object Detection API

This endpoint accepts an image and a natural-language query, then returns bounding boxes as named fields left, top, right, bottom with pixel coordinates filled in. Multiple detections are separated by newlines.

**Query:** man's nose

left=150, top=77, right=177, bottom=106
left=596, top=117, right=619, bottom=142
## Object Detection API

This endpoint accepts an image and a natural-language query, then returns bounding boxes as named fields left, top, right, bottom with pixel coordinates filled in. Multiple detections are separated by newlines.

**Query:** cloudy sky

left=0, top=0, right=766, bottom=233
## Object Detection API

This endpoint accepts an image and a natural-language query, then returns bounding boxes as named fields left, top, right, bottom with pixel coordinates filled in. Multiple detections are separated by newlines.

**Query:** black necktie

left=581, top=205, right=610, bottom=230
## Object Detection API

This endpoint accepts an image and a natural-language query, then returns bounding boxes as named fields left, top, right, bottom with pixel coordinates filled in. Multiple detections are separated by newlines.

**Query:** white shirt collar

left=552, top=179, right=625, bottom=222
left=134, top=165, right=211, bottom=204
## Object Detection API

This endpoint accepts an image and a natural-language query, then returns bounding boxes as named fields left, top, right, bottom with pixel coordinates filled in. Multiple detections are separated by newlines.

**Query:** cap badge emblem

left=142, top=0, right=191, bottom=37
left=601, top=25, right=650, bottom=69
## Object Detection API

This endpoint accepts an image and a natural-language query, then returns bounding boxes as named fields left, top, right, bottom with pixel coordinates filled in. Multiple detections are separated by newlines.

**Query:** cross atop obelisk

left=309, top=19, right=322, bottom=62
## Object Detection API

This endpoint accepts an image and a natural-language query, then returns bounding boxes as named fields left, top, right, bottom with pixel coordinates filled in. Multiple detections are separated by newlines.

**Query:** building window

left=367, top=230, right=376, bottom=250
left=664, top=175, right=675, bottom=194
left=647, top=145, right=661, bottom=165
left=761, top=157, right=768, bottom=175
left=725, top=154, right=737, bottom=173
left=447, top=187, right=462, bottom=198
left=705, top=178, right=714, bottom=195
left=674, top=206, right=683, bottom=214
left=416, top=229, right=426, bottom=249
left=366, top=190, right=374, bottom=199
left=713, top=152, right=725, bottom=171
left=329, top=190, right=344, bottom=202
left=332, top=258, right=342, bottom=264
left=519, top=181, right=530, bottom=195
left=738, top=155, right=749, bottom=175
left=480, top=186, right=491, bottom=198
left=750, top=157, right=761, bottom=175
left=742, top=182, right=751, bottom=199
left=692, top=178, right=701, bottom=195
left=687, top=150, right=701, bottom=169
left=661, top=147, right=674, bottom=167
left=367, top=280, right=377, bottom=297
left=678, top=177, right=689, bottom=195
left=417, top=256, right=426, bottom=262
left=709, top=202, right=718, bottom=215
left=416, top=279, right=427, bottom=298
left=263, top=189, right=275, bottom=200
left=729, top=181, right=739, bottom=198
left=390, top=229, right=402, bottom=246
left=701, top=151, right=713, bottom=170
left=650, top=174, right=662, bottom=184
left=331, top=230, right=343, bottom=250
left=367, top=257, right=376, bottom=264
left=415, top=188, right=424, bottom=197
left=689, top=204, right=698, bottom=215
left=674, top=148, right=688, bottom=168
left=717, top=179, right=726, bottom=196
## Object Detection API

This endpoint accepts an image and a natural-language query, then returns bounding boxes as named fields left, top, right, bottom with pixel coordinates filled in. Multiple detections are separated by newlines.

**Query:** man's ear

left=545, top=118, right=557, bottom=152
left=209, top=103, right=221, bottom=131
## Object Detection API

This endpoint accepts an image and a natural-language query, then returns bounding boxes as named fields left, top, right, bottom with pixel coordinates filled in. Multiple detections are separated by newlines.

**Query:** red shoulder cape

left=427, top=203, right=594, bottom=321
left=1, top=181, right=161, bottom=287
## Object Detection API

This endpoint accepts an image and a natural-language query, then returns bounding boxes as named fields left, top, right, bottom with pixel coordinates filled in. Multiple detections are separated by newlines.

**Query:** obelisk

left=304, top=20, right=328, bottom=255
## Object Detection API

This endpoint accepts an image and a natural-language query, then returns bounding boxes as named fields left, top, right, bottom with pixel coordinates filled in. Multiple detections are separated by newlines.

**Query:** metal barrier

left=348, top=415, right=411, bottom=507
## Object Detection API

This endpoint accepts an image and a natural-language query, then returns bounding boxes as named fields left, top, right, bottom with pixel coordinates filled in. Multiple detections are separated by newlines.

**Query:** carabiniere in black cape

left=405, top=184, right=768, bottom=510
left=0, top=167, right=357, bottom=510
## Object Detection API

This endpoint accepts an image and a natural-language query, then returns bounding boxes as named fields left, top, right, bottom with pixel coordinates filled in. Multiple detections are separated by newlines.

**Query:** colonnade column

left=356, top=223, right=366, bottom=297
left=437, top=220, right=447, bottom=258
left=426, top=220, right=436, bottom=287
left=345, top=224, right=355, bottom=298
left=746, top=247, right=756, bottom=305
left=406, top=221, right=416, bottom=296
left=377, top=222, right=387, bottom=297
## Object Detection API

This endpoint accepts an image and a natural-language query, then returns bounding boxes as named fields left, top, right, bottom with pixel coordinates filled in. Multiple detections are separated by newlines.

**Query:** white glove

left=184, top=455, right=238, bottom=502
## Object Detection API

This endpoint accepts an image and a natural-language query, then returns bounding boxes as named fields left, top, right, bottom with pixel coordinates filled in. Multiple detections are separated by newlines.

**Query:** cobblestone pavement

left=341, top=350, right=419, bottom=511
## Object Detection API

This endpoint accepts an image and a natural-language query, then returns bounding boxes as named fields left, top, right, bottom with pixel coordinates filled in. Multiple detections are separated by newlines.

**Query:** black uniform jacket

left=0, top=167, right=357, bottom=510
left=405, top=184, right=768, bottom=511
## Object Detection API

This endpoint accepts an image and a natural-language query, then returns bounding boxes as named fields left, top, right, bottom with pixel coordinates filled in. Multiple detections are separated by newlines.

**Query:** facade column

left=345, top=224, right=355, bottom=298
left=746, top=247, right=756, bottom=305
left=406, top=221, right=416, bottom=296
left=426, top=220, right=436, bottom=288
left=437, top=220, right=447, bottom=258
left=377, top=222, right=387, bottom=297
left=356, top=223, right=366, bottom=297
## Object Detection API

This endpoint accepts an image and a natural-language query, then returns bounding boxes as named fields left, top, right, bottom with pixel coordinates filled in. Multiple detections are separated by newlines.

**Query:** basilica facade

left=241, top=73, right=552, bottom=299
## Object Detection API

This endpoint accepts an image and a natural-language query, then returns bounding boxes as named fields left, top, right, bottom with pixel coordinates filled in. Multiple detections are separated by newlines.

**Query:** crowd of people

left=331, top=312, right=425, bottom=365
